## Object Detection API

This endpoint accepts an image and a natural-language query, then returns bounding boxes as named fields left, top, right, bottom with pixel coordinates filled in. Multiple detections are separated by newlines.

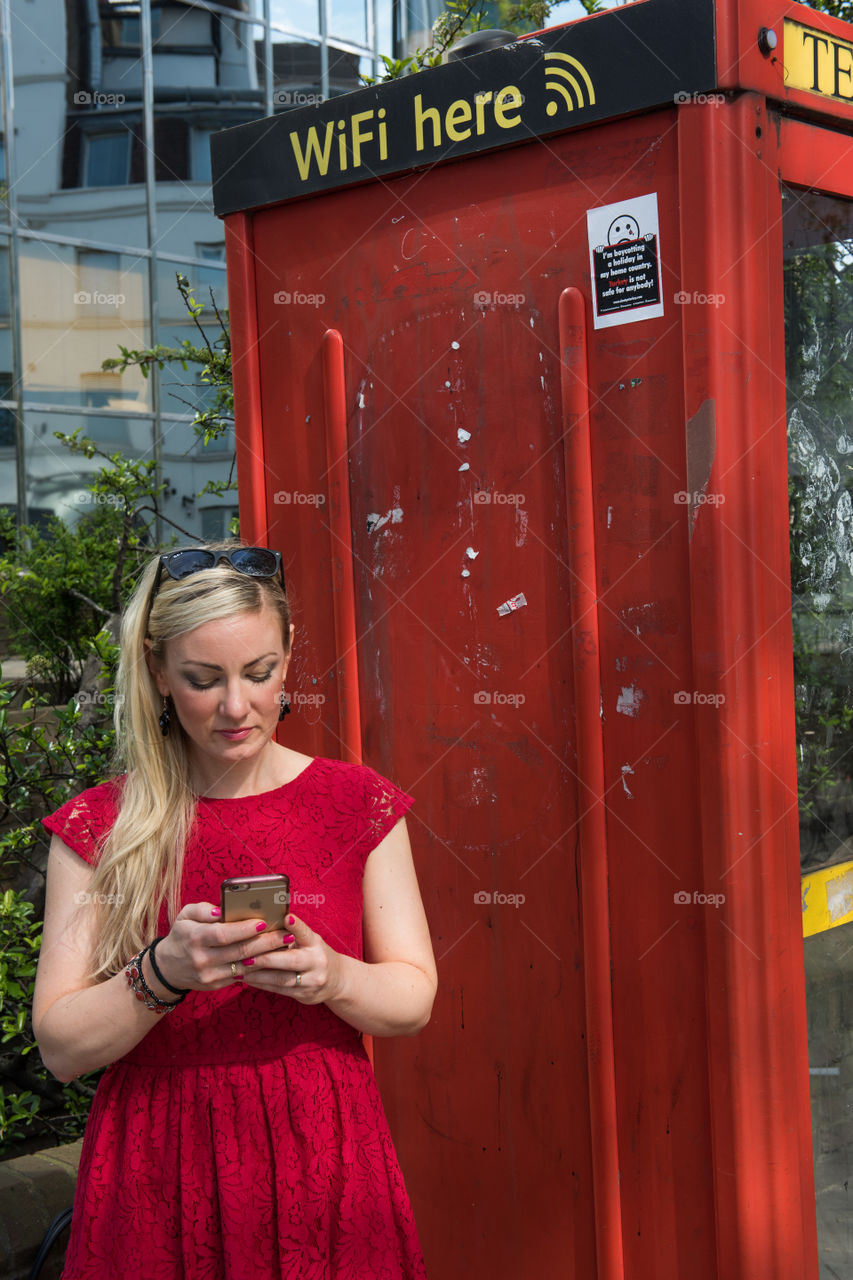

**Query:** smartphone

left=220, top=874, right=291, bottom=928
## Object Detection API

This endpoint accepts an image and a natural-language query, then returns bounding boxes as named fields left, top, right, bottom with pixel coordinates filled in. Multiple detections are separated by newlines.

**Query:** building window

left=195, top=242, right=225, bottom=262
left=190, top=129, right=213, bottom=184
left=201, top=506, right=239, bottom=541
left=83, top=131, right=131, bottom=187
left=101, top=6, right=163, bottom=47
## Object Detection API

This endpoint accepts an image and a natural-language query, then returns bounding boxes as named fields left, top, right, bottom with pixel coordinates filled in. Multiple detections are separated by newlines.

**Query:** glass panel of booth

left=18, top=240, right=150, bottom=412
left=22, top=408, right=155, bottom=531
left=785, top=184, right=853, bottom=1277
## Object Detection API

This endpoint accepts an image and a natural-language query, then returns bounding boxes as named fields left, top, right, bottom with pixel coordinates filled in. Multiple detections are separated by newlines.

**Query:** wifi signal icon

left=544, top=52, right=596, bottom=117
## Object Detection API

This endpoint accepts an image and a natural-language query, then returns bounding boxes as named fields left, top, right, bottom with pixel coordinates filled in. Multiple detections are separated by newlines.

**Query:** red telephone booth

left=210, top=3, right=853, bottom=1276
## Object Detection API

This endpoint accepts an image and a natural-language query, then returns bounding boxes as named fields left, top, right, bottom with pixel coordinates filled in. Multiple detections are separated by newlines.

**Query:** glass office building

left=0, top=0, right=447, bottom=538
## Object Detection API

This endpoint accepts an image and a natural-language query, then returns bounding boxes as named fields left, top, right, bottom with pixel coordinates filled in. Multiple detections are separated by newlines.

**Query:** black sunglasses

left=144, top=546, right=286, bottom=634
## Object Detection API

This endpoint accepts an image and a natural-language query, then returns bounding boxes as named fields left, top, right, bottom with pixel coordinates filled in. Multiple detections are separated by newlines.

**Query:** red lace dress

left=41, top=756, right=428, bottom=1280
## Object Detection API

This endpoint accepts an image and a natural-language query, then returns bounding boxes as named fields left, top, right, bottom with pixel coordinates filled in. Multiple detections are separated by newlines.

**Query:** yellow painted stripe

left=802, top=858, right=853, bottom=937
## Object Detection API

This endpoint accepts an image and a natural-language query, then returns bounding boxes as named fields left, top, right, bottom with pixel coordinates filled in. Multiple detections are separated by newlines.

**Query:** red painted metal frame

left=218, top=37, right=853, bottom=1277
left=223, top=213, right=269, bottom=545
left=320, top=328, right=372, bottom=1069
left=780, top=115, right=853, bottom=194
left=320, top=328, right=363, bottom=771
left=716, top=0, right=853, bottom=128
left=559, top=286, right=625, bottom=1280
left=677, top=93, right=818, bottom=1279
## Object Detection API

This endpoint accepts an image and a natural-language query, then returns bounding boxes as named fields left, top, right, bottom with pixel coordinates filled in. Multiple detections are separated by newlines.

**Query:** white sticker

left=587, top=192, right=663, bottom=330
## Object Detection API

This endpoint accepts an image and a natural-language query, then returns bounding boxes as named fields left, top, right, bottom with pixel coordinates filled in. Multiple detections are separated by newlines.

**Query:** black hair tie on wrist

left=148, top=937, right=191, bottom=997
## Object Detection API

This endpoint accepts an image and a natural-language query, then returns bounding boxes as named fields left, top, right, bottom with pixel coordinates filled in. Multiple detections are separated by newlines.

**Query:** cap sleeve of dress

left=340, top=764, right=414, bottom=871
left=41, top=779, right=122, bottom=867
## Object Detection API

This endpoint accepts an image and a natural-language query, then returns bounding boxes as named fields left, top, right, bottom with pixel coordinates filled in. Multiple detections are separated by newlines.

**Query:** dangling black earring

left=159, top=696, right=171, bottom=737
left=279, top=689, right=291, bottom=721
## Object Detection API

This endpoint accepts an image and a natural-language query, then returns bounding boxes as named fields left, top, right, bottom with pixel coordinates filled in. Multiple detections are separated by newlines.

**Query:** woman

left=32, top=542, right=437, bottom=1279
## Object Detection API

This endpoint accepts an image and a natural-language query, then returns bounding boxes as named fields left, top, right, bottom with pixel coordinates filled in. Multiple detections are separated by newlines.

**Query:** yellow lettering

left=494, top=86, right=523, bottom=129
left=834, top=39, right=853, bottom=99
left=414, top=94, right=442, bottom=151
left=378, top=107, right=388, bottom=160
left=337, top=120, right=347, bottom=170
left=446, top=98, right=473, bottom=141
left=289, top=122, right=336, bottom=181
left=474, top=91, right=493, bottom=134
left=351, top=110, right=374, bottom=167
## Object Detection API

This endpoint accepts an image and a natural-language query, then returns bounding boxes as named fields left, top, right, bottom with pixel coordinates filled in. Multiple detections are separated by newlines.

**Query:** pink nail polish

left=282, top=934, right=295, bottom=944
left=211, top=907, right=221, bottom=917
left=242, top=957, right=255, bottom=966
left=256, top=921, right=267, bottom=932
left=287, top=915, right=295, bottom=926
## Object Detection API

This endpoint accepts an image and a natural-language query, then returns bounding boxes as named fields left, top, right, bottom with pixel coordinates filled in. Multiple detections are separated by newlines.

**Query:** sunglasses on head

left=144, top=546, right=286, bottom=635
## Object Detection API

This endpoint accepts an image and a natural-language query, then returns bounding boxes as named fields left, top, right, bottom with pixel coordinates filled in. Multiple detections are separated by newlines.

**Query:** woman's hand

left=237, top=913, right=345, bottom=1005
left=149, top=903, right=295, bottom=994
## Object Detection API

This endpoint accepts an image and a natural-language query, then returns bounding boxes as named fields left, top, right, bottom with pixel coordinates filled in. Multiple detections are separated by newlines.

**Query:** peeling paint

left=459, top=462, right=470, bottom=472
left=451, top=340, right=460, bottom=350
left=621, top=764, right=635, bottom=798
left=616, top=685, right=644, bottom=717
left=515, top=506, right=528, bottom=547
left=685, top=399, right=716, bottom=541
left=458, top=428, right=471, bottom=444
left=618, top=601, right=666, bottom=636
left=607, top=505, right=613, bottom=528
left=366, top=506, right=404, bottom=533
left=465, top=547, right=479, bottom=560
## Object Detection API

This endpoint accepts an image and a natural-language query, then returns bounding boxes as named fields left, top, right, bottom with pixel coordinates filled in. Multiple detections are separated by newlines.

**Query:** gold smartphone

left=220, top=874, right=291, bottom=928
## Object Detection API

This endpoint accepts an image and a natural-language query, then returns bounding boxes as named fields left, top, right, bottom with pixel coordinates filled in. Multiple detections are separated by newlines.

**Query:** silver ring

left=295, top=972, right=302, bottom=986
left=231, top=962, right=237, bottom=979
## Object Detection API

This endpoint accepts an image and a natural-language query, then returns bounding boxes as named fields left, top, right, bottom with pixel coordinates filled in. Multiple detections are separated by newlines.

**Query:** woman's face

left=149, top=606, right=292, bottom=786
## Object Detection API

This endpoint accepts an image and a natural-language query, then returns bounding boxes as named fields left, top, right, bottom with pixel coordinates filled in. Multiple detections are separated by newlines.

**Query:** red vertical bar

left=224, top=212, right=270, bottom=544
left=321, top=329, right=363, bottom=769
left=558, top=286, right=626, bottom=1280
left=321, top=329, right=371, bottom=1070
left=677, top=94, right=818, bottom=1280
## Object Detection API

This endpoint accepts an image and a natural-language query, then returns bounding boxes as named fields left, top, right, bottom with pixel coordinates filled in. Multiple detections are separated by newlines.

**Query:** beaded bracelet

left=148, top=937, right=190, bottom=997
left=125, top=945, right=185, bottom=1015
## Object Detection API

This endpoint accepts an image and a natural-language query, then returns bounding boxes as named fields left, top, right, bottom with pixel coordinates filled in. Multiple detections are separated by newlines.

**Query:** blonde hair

left=84, top=541, right=292, bottom=980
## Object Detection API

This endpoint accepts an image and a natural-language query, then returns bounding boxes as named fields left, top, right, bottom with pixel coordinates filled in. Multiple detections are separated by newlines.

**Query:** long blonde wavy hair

left=84, top=541, right=292, bottom=981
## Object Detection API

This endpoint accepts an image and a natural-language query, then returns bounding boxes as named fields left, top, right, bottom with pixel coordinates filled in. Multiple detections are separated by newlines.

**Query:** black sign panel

left=593, top=234, right=661, bottom=316
left=211, top=0, right=716, bottom=217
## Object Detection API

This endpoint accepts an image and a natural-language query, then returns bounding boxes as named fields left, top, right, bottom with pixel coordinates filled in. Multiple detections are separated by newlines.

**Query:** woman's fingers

left=161, top=903, right=296, bottom=988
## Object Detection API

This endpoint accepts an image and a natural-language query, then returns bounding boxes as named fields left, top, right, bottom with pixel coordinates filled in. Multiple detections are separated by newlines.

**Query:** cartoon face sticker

left=607, top=214, right=640, bottom=245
